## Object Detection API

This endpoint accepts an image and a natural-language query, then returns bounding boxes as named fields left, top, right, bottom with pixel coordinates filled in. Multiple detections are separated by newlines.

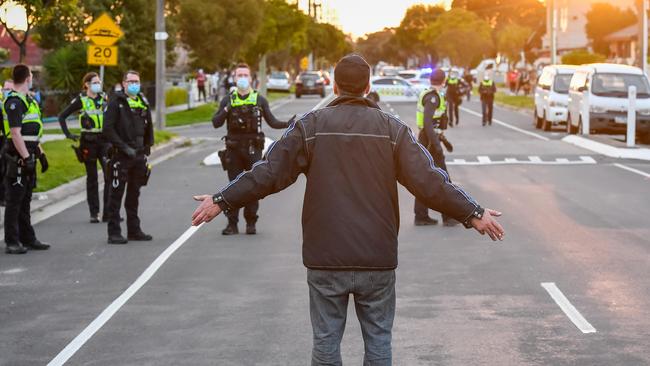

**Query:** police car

left=367, top=76, right=428, bottom=103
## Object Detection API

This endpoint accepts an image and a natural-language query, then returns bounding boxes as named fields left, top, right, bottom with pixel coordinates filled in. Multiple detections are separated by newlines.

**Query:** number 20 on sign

left=87, top=45, right=118, bottom=66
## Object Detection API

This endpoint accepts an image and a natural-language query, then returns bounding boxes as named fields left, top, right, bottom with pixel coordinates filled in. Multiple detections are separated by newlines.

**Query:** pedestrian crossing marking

left=447, top=156, right=597, bottom=166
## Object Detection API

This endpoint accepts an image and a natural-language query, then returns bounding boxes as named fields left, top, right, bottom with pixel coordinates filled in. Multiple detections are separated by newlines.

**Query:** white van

left=567, top=63, right=650, bottom=142
left=534, top=65, right=577, bottom=131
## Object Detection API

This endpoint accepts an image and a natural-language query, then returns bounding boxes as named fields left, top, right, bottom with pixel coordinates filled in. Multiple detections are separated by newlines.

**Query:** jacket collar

left=326, top=95, right=381, bottom=110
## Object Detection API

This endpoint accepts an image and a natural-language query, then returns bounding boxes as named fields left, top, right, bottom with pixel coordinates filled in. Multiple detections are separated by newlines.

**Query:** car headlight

left=638, top=109, right=650, bottom=115
left=549, top=101, right=567, bottom=108
left=589, top=105, right=607, bottom=113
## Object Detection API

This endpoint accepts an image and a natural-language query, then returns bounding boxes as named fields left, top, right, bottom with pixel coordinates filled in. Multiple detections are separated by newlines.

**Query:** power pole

left=550, top=0, right=557, bottom=64
left=154, top=0, right=168, bottom=130
left=643, top=0, right=648, bottom=75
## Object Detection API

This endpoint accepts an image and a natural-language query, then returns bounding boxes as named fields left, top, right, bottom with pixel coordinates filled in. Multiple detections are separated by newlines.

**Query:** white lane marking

left=562, top=135, right=650, bottom=161
left=269, top=96, right=294, bottom=111
left=48, top=224, right=204, bottom=366
left=541, top=282, right=597, bottom=334
left=477, top=156, right=491, bottom=163
left=460, top=106, right=550, bottom=141
left=1, top=268, right=25, bottom=274
left=580, top=156, right=597, bottom=164
left=556, top=158, right=570, bottom=163
left=447, top=156, right=596, bottom=166
left=613, top=163, right=650, bottom=178
left=313, top=93, right=335, bottom=110
left=504, top=157, right=517, bottom=163
left=529, top=156, right=542, bottom=163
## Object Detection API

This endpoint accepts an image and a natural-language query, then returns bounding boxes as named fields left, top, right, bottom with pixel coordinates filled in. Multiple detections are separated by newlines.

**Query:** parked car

left=567, top=63, right=650, bottom=143
left=398, top=69, right=432, bottom=87
left=321, top=71, right=331, bottom=86
left=267, top=71, right=291, bottom=92
left=366, top=76, right=427, bottom=103
left=295, top=71, right=326, bottom=98
left=534, top=65, right=577, bottom=131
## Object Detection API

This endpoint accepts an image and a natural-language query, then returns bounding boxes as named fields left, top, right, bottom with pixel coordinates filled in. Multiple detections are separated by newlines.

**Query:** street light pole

left=643, top=0, right=648, bottom=75
left=155, top=0, right=167, bottom=130
left=550, top=0, right=557, bottom=64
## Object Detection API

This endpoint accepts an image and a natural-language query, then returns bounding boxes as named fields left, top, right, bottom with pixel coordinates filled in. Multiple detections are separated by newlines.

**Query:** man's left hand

left=191, top=194, right=222, bottom=226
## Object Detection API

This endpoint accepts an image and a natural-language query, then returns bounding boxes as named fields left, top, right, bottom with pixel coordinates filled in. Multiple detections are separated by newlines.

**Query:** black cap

left=430, top=69, right=446, bottom=85
left=334, top=54, right=371, bottom=95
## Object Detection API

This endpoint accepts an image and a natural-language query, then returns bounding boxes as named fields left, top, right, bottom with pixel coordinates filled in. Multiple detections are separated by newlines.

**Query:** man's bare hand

left=470, top=208, right=504, bottom=241
left=191, top=194, right=222, bottom=226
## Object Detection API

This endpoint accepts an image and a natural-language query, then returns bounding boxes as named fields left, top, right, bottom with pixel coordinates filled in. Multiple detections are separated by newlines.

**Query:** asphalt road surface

left=1, top=94, right=649, bottom=365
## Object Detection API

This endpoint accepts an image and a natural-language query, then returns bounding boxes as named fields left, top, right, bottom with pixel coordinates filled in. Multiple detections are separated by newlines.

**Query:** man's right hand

left=470, top=208, right=504, bottom=241
left=19, top=155, right=36, bottom=174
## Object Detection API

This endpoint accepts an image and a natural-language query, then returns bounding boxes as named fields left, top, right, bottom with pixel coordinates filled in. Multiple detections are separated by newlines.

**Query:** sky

left=299, top=0, right=452, bottom=39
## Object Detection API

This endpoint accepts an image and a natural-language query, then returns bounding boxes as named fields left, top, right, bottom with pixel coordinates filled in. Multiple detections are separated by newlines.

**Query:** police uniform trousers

left=3, top=152, right=36, bottom=245
left=106, top=152, right=147, bottom=237
left=80, top=132, right=111, bottom=218
left=225, top=141, right=262, bottom=225
left=481, top=97, right=494, bottom=124
left=448, top=98, right=460, bottom=126
left=414, top=129, right=451, bottom=222
left=0, top=137, right=6, bottom=203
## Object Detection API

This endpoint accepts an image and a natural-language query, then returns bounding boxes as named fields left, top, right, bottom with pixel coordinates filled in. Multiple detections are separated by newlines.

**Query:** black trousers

left=3, top=171, right=36, bottom=245
left=198, top=85, right=206, bottom=102
left=0, top=137, right=5, bottom=202
left=414, top=129, right=450, bottom=222
left=106, top=154, right=147, bottom=237
left=481, top=99, right=494, bottom=124
left=225, top=144, right=263, bottom=225
left=80, top=133, right=110, bottom=217
left=448, top=99, right=460, bottom=125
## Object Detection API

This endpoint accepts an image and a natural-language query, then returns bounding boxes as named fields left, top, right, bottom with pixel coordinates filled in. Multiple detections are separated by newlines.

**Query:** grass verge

left=494, top=92, right=534, bottom=110
left=36, top=129, right=177, bottom=192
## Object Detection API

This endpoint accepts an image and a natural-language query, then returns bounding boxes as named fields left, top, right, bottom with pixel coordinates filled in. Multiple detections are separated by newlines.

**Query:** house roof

left=604, top=25, right=638, bottom=42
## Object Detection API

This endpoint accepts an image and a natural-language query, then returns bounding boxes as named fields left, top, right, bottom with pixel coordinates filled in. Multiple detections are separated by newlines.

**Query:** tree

left=0, top=0, right=77, bottom=62
left=355, top=28, right=401, bottom=66
left=178, top=0, right=262, bottom=69
left=419, top=9, right=493, bottom=68
left=307, top=21, right=351, bottom=66
left=394, top=4, right=444, bottom=64
left=496, top=23, right=533, bottom=66
left=585, top=3, right=636, bottom=55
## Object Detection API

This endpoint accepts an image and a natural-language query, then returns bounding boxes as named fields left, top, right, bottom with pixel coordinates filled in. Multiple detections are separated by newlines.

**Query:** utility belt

left=3, top=151, right=36, bottom=181
left=80, top=131, right=104, bottom=143
left=109, top=154, right=152, bottom=188
left=224, top=133, right=265, bottom=150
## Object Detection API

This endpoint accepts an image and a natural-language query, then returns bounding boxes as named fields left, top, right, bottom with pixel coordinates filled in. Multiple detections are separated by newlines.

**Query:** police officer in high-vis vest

left=58, top=72, right=111, bottom=223
left=102, top=70, right=154, bottom=245
left=2, top=64, right=50, bottom=254
left=445, top=68, right=467, bottom=127
left=0, top=79, right=14, bottom=207
left=212, top=63, right=294, bottom=235
left=479, top=74, right=496, bottom=126
left=414, top=68, right=457, bottom=227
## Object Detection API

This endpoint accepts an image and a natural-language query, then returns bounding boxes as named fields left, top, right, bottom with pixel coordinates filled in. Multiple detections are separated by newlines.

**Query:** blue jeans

left=308, top=269, right=396, bottom=366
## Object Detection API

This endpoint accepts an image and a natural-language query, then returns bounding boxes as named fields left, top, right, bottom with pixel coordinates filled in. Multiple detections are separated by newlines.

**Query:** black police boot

left=5, top=243, right=28, bottom=254
left=107, top=235, right=128, bottom=244
left=222, top=222, right=239, bottom=235
left=128, top=231, right=153, bottom=241
left=414, top=216, right=439, bottom=226
left=102, top=215, right=124, bottom=223
left=24, top=240, right=50, bottom=250
left=90, top=214, right=100, bottom=223
left=246, top=222, right=257, bottom=235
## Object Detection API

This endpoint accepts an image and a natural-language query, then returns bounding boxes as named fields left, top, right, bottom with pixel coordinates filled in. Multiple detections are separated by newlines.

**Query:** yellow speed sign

left=87, top=45, right=118, bottom=66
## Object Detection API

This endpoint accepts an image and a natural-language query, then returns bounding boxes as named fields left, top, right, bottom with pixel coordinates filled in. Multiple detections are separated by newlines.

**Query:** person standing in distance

left=479, top=74, right=496, bottom=126
left=3, top=64, right=50, bottom=254
left=102, top=70, right=154, bottom=244
left=192, top=54, right=504, bottom=365
left=58, top=72, right=111, bottom=223
left=211, top=63, right=294, bottom=235
left=445, top=68, right=465, bottom=127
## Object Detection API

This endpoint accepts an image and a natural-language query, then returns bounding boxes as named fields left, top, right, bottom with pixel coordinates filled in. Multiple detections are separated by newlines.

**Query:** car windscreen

left=398, top=73, right=416, bottom=79
left=553, top=74, right=572, bottom=94
left=591, top=73, right=650, bottom=98
left=270, top=72, right=287, bottom=79
left=299, top=73, right=319, bottom=81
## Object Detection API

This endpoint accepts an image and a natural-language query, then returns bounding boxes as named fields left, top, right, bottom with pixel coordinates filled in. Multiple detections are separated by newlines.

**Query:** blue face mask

left=90, top=83, right=102, bottom=94
left=127, top=83, right=140, bottom=96
left=236, top=77, right=250, bottom=91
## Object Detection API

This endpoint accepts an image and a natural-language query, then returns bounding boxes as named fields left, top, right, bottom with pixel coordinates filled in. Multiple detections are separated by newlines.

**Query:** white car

left=398, top=69, right=432, bottom=87
left=366, top=76, right=427, bottom=103
left=267, top=71, right=291, bottom=92
left=567, top=63, right=650, bottom=143
left=534, top=65, right=577, bottom=131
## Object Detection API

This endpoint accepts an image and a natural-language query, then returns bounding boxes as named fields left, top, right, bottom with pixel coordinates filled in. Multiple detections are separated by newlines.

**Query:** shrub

left=561, top=50, right=606, bottom=65
left=166, top=87, right=188, bottom=106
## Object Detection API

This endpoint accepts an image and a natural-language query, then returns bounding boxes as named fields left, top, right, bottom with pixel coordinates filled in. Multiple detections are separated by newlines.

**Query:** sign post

left=84, top=14, right=123, bottom=84
left=627, top=85, right=637, bottom=147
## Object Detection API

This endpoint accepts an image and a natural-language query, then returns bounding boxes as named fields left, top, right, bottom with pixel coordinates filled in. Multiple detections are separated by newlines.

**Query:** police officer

left=445, top=68, right=467, bottom=127
left=0, top=79, right=14, bottom=207
left=212, top=63, right=293, bottom=235
left=414, top=69, right=457, bottom=226
left=102, top=70, right=153, bottom=244
left=58, top=72, right=111, bottom=223
left=3, top=64, right=50, bottom=254
left=479, top=74, right=496, bottom=126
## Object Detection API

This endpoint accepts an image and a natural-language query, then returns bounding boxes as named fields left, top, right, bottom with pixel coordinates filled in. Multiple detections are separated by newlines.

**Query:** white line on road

left=48, top=224, right=204, bottom=366
left=541, top=282, right=597, bottom=334
left=477, top=156, right=491, bottom=163
left=613, top=163, right=650, bottom=178
left=460, top=107, right=550, bottom=141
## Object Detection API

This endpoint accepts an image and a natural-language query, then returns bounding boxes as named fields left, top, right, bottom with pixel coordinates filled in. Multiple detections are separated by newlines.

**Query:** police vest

left=79, top=93, right=106, bottom=133
left=416, top=89, right=446, bottom=129
left=227, top=90, right=261, bottom=135
left=127, top=95, right=148, bottom=110
left=2, top=91, right=43, bottom=142
left=447, top=78, right=459, bottom=85
left=0, top=96, right=7, bottom=136
left=481, top=79, right=494, bottom=87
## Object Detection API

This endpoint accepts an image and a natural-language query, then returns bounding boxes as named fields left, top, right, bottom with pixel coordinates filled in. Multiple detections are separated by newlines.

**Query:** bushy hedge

left=166, top=87, right=188, bottom=107
left=561, top=50, right=606, bottom=65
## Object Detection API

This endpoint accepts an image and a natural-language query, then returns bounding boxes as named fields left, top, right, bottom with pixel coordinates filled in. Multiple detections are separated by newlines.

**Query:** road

left=1, top=94, right=649, bottom=365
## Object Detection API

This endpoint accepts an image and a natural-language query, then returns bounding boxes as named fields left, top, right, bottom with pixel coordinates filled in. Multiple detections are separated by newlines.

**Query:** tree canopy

left=585, top=2, right=637, bottom=55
